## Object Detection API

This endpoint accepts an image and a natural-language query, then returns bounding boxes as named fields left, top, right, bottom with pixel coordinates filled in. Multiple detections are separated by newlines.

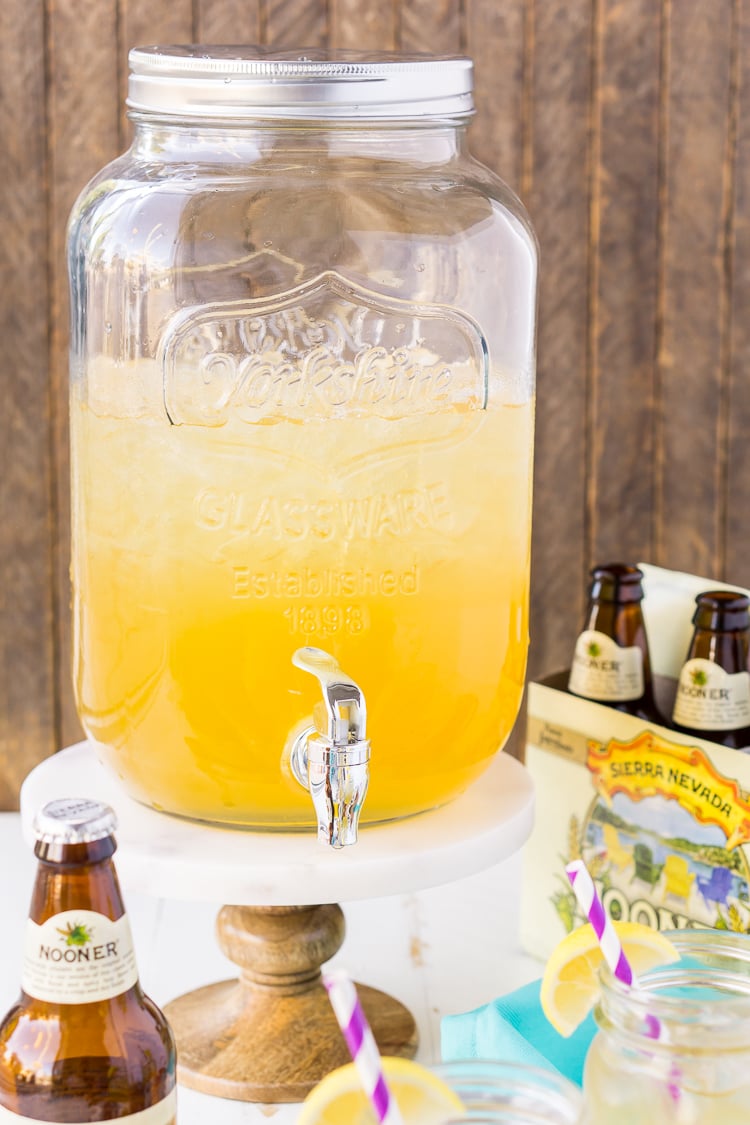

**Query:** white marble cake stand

left=21, top=742, right=534, bottom=1103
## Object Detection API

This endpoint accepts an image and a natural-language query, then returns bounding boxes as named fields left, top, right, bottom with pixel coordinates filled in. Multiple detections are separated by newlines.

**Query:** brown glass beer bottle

left=0, top=798, right=176, bottom=1123
left=568, top=563, right=662, bottom=722
left=671, top=590, right=750, bottom=750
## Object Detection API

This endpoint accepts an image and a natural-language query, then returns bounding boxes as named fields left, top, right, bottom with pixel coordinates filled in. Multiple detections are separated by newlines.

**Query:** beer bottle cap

left=32, top=798, right=118, bottom=845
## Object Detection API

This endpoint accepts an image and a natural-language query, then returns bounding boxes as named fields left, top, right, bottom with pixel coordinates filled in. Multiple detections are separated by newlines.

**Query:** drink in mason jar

left=298, top=1057, right=584, bottom=1125
left=584, top=930, right=750, bottom=1124
left=0, top=799, right=176, bottom=1124
left=433, top=1060, right=583, bottom=1124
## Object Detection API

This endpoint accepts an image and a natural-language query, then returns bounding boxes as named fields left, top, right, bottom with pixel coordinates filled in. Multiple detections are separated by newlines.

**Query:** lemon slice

left=540, top=921, right=680, bottom=1038
left=297, top=1058, right=465, bottom=1125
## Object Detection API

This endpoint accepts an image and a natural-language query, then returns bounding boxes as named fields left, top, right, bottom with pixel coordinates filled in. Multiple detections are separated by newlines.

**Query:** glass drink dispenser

left=68, top=47, right=537, bottom=840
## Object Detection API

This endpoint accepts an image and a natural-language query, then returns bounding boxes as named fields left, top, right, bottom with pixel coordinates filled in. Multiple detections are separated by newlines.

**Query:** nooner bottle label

left=568, top=630, right=644, bottom=702
left=0, top=1089, right=176, bottom=1125
left=672, top=658, right=750, bottom=730
left=22, top=909, right=138, bottom=1004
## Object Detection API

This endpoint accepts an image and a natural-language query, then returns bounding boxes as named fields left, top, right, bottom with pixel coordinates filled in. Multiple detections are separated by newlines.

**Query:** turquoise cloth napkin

left=441, top=979, right=597, bottom=1088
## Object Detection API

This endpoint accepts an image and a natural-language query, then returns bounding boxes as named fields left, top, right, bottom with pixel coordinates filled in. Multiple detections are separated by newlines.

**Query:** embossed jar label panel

left=161, top=271, right=488, bottom=427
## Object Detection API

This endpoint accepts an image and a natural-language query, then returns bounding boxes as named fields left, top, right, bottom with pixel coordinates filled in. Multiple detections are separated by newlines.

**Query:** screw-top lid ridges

left=127, top=46, right=474, bottom=120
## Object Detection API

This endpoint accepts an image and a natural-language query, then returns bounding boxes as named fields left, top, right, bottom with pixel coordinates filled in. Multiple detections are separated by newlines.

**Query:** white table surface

left=0, top=811, right=542, bottom=1125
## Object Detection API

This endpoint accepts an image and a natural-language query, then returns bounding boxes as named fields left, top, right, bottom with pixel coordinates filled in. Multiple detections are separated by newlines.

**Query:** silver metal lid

left=33, top=799, right=117, bottom=845
left=127, top=46, right=474, bottom=120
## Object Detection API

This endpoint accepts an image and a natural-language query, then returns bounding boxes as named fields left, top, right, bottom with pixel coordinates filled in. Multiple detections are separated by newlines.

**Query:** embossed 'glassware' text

left=67, top=48, right=537, bottom=827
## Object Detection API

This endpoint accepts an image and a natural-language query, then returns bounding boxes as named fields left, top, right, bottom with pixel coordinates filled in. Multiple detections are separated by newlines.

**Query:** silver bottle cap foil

left=33, top=798, right=118, bottom=845
left=127, top=46, right=474, bottom=121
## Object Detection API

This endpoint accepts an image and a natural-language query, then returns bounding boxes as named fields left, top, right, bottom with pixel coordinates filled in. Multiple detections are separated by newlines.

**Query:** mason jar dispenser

left=68, top=47, right=538, bottom=839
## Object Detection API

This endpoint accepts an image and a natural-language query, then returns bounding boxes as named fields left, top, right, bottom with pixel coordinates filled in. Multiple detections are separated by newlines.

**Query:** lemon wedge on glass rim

left=297, top=1057, right=464, bottom=1125
left=540, top=921, right=680, bottom=1038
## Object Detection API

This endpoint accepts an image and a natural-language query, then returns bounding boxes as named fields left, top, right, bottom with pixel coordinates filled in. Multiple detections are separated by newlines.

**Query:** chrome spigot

left=290, top=647, right=371, bottom=849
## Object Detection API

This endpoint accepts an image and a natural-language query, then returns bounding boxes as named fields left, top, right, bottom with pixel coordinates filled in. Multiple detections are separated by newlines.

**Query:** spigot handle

left=292, top=646, right=367, bottom=745
left=290, top=647, right=371, bottom=849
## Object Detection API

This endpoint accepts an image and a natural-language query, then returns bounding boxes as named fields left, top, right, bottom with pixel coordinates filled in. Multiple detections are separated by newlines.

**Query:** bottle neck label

left=568, top=629, right=644, bottom=702
left=22, top=909, right=138, bottom=1005
left=672, top=658, right=750, bottom=730
left=0, top=1089, right=176, bottom=1125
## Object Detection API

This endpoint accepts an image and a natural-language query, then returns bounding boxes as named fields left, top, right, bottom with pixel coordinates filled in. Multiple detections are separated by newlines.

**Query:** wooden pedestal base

left=163, top=903, right=418, bottom=1103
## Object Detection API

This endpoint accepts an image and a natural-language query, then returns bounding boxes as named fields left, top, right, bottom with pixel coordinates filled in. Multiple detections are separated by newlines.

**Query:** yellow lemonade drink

left=582, top=931, right=750, bottom=1125
left=71, top=360, right=533, bottom=826
left=585, top=1035, right=750, bottom=1124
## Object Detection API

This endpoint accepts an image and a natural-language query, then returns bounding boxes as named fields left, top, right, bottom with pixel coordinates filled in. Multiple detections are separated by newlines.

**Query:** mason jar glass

left=436, top=1060, right=584, bottom=1124
left=584, top=930, right=750, bottom=1123
left=67, top=47, right=537, bottom=829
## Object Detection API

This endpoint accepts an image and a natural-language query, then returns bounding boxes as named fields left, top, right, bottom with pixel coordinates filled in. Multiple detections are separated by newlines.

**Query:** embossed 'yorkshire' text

left=162, top=271, right=488, bottom=425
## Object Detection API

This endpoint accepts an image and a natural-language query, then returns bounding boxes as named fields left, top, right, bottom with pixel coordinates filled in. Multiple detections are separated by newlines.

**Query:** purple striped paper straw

left=565, top=860, right=634, bottom=986
left=566, top=860, right=668, bottom=1044
left=323, top=969, right=404, bottom=1125
left=566, top=861, right=679, bottom=1102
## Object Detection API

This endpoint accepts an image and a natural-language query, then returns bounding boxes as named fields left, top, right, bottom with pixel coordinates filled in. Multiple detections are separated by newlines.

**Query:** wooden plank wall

left=1, top=0, right=748, bottom=803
